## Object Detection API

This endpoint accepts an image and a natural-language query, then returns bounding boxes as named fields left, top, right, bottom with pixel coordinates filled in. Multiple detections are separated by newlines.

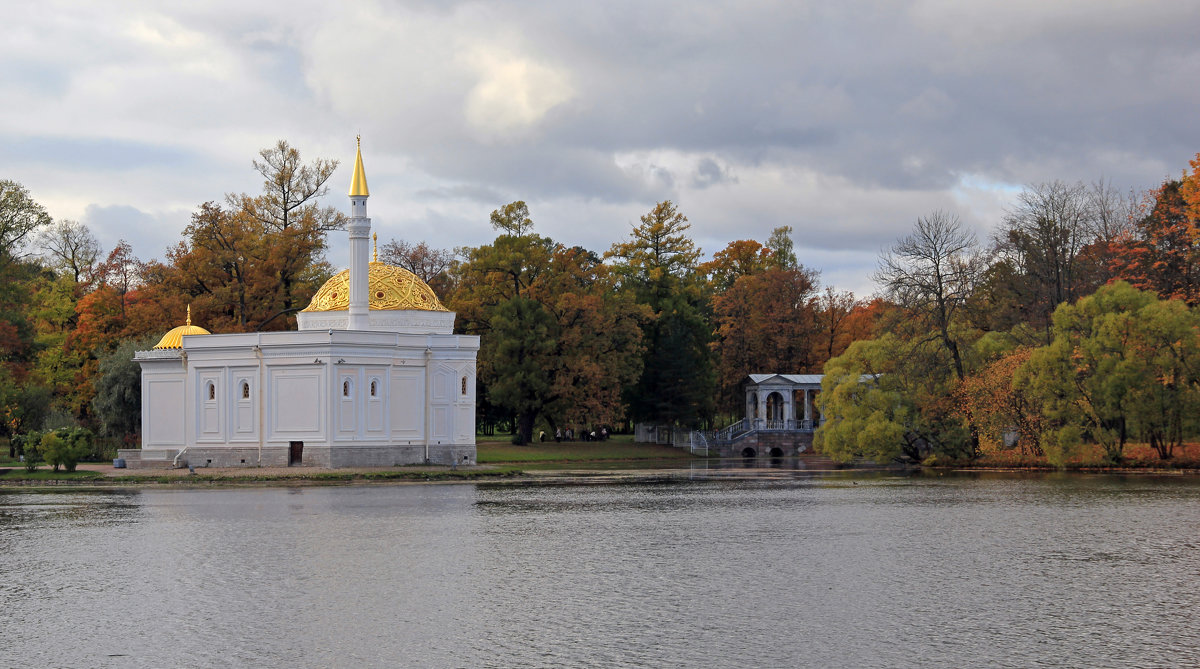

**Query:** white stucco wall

left=135, top=328, right=479, bottom=466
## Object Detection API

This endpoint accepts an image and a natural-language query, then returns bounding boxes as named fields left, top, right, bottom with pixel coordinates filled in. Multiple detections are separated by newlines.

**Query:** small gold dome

left=154, top=306, right=211, bottom=349
left=301, top=261, right=449, bottom=313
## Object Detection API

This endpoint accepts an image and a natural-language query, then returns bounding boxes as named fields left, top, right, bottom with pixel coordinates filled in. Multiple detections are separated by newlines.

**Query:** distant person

left=566, top=428, right=574, bottom=441
left=555, top=428, right=562, bottom=443
left=601, top=427, right=608, bottom=440
left=539, top=430, right=546, bottom=443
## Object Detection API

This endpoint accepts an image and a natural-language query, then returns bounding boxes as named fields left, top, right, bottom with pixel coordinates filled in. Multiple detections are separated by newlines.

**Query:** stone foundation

left=118, top=443, right=476, bottom=469
left=716, top=432, right=815, bottom=458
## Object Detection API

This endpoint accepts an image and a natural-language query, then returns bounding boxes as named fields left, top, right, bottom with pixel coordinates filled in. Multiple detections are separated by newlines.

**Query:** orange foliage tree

left=700, top=239, right=773, bottom=292
left=711, top=266, right=820, bottom=413
left=1109, top=179, right=1200, bottom=305
left=812, top=287, right=881, bottom=366
left=954, top=347, right=1044, bottom=456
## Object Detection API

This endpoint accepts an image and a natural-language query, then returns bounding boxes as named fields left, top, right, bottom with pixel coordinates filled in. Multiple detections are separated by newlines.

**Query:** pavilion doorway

left=765, top=392, right=785, bottom=425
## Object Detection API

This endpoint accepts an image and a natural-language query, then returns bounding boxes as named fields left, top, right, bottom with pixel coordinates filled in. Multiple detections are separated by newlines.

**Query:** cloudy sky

left=3, top=1, right=1199, bottom=295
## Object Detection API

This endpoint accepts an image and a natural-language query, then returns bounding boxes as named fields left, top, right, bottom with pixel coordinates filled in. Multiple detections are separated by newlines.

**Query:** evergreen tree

left=607, top=201, right=715, bottom=427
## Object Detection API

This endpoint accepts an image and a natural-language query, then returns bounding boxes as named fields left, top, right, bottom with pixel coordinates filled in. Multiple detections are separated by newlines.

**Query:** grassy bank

left=937, top=441, right=1200, bottom=471
left=477, top=439, right=693, bottom=463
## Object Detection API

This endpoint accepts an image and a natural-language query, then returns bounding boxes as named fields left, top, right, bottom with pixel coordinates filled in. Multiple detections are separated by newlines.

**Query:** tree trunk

left=513, top=412, right=536, bottom=445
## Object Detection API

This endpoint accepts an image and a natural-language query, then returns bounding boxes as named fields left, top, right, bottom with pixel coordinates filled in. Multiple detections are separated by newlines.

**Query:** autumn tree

left=1109, top=180, right=1200, bottom=305
left=1017, top=282, right=1200, bottom=464
left=93, top=241, right=142, bottom=320
left=700, top=239, right=772, bottom=292
left=162, top=202, right=285, bottom=331
left=490, top=201, right=534, bottom=238
left=1181, top=151, right=1200, bottom=220
left=711, top=266, right=820, bottom=413
left=379, top=238, right=458, bottom=300
left=453, top=203, right=645, bottom=444
left=816, top=334, right=972, bottom=463
left=989, top=181, right=1112, bottom=337
left=814, top=287, right=862, bottom=364
left=454, top=214, right=554, bottom=443
left=29, top=274, right=91, bottom=417
left=607, top=200, right=715, bottom=427
left=955, top=346, right=1044, bottom=457
left=0, top=183, right=53, bottom=438
left=37, top=219, right=102, bottom=286
left=765, top=225, right=797, bottom=268
left=526, top=246, right=646, bottom=429
left=875, top=211, right=983, bottom=382
left=228, top=140, right=345, bottom=318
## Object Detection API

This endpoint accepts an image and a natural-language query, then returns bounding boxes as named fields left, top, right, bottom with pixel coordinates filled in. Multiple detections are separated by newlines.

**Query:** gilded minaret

left=347, top=136, right=371, bottom=330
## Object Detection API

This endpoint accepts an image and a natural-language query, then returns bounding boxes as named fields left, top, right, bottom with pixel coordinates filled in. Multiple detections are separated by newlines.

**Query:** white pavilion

left=120, top=141, right=479, bottom=468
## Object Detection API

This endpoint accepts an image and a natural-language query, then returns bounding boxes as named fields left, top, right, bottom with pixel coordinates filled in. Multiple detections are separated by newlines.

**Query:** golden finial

left=372, top=233, right=378, bottom=262
left=186, top=304, right=192, bottom=326
left=349, top=136, right=369, bottom=197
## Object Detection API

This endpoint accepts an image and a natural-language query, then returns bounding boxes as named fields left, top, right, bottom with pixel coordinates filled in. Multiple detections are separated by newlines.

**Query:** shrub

left=12, top=431, right=43, bottom=472
left=39, top=428, right=93, bottom=472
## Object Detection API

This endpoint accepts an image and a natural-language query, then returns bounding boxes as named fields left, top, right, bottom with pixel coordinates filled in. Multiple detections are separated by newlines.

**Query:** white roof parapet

left=134, top=349, right=184, bottom=360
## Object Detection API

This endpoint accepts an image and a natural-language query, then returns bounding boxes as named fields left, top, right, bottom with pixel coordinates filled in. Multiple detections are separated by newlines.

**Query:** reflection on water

left=2, top=474, right=1199, bottom=668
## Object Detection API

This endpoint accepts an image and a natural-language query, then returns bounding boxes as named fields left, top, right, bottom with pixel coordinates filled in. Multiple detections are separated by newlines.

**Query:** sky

left=3, top=0, right=1199, bottom=296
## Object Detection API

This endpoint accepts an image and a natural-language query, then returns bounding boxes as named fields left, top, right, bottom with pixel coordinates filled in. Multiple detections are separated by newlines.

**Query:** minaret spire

left=349, top=135, right=369, bottom=197
left=347, top=138, right=372, bottom=330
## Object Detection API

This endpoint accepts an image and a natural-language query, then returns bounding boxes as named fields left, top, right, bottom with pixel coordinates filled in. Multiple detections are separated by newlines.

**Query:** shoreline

left=4, top=459, right=1200, bottom=491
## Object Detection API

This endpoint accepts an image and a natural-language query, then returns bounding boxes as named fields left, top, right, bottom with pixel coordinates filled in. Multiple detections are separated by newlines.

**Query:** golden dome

left=154, top=306, right=211, bottom=349
left=301, top=261, right=449, bottom=313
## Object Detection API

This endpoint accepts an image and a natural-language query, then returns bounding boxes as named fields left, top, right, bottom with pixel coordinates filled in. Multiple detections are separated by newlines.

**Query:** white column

left=804, top=389, right=812, bottom=423
left=347, top=195, right=370, bottom=330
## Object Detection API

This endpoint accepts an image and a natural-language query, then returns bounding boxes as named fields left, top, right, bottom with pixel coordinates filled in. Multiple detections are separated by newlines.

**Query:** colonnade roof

left=746, top=373, right=823, bottom=386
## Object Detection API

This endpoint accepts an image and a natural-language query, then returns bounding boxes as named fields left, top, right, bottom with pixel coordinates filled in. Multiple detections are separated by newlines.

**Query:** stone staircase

left=116, top=449, right=178, bottom=470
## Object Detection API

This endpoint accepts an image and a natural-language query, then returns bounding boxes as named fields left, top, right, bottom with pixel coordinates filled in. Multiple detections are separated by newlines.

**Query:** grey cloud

left=691, top=157, right=735, bottom=189
left=0, top=135, right=201, bottom=171
left=81, top=204, right=183, bottom=261
left=6, top=0, right=1200, bottom=295
left=412, top=184, right=506, bottom=203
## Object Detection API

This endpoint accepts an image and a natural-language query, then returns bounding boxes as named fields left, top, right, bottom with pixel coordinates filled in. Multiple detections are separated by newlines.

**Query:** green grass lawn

left=477, top=439, right=693, bottom=464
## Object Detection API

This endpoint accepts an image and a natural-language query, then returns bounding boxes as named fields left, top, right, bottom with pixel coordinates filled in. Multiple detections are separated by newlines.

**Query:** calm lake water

left=2, top=472, right=1199, bottom=668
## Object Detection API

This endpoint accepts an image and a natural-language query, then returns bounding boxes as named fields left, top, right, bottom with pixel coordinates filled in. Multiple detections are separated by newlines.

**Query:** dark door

left=289, top=441, right=303, bottom=466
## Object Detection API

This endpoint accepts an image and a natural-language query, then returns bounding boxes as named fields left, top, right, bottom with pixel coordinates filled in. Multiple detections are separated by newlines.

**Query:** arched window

left=370, top=380, right=378, bottom=397
left=207, top=381, right=216, bottom=401
left=343, top=379, right=352, bottom=398
left=241, top=381, right=250, bottom=399
left=461, top=376, right=468, bottom=395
